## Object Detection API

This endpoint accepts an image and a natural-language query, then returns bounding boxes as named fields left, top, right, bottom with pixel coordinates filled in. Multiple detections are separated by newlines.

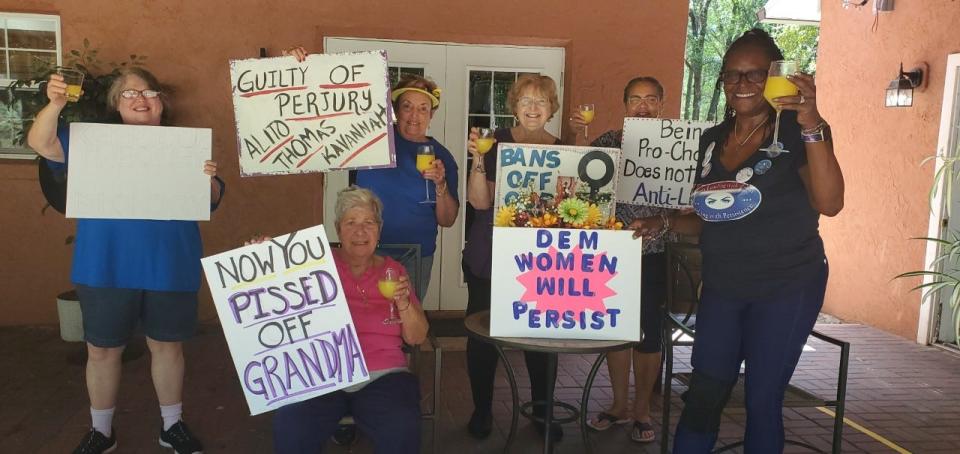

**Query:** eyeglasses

left=518, top=97, right=550, bottom=108
left=720, top=69, right=768, bottom=85
left=119, top=89, right=162, bottom=100
left=627, top=95, right=661, bottom=106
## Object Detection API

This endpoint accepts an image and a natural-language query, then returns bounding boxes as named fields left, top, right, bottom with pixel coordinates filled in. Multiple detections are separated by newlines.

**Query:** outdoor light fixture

left=885, top=63, right=923, bottom=108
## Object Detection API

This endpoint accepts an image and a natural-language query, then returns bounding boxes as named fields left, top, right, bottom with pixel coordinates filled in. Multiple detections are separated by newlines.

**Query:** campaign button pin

left=754, top=159, right=772, bottom=175
left=736, top=167, right=754, bottom=183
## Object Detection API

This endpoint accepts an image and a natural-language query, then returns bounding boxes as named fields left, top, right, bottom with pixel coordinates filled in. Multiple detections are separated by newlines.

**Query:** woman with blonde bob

left=462, top=74, right=565, bottom=441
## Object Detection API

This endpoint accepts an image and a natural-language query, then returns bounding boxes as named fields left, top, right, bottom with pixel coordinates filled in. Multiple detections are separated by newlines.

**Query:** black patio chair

left=660, top=241, right=850, bottom=454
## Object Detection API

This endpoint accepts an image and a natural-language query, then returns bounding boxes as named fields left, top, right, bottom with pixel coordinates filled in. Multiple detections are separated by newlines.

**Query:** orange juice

left=65, top=84, right=82, bottom=102
left=378, top=280, right=397, bottom=299
left=763, top=76, right=798, bottom=110
left=416, top=154, right=434, bottom=172
left=580, top=110, right=596, bottom=124
left=476, top=137, right=495, bottom=154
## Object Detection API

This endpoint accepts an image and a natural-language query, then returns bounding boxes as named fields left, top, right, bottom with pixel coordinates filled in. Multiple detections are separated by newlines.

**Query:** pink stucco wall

left=817, top=1, right=960, bottom=340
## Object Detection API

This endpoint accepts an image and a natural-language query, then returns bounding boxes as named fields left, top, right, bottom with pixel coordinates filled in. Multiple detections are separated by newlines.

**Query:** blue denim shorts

left=76, top=284, right=198, bottom=347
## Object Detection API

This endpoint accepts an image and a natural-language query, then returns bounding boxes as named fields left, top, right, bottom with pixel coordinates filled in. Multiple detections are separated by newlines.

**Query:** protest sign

left=230, top=51, right=394, bottom=176
left=493, top=143, right=622, bottom=220
left=617, top=118, right=715, bottom=209
left=490, top=227, right=642, bottom=341
left=202, top=225, right=368, bottom=415
left=65, top=123, right=211, bottom=221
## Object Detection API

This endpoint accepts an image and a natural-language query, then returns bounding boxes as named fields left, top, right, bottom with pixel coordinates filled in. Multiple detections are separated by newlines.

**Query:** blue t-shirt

left=692, top=110, right=824, bottom=299
left=355, top=131, right=459, bottom=257
left=51, top=126, right=209, bottom=292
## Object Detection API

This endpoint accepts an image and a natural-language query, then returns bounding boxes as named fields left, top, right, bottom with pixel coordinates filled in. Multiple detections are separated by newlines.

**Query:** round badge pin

left=754, top=159, right=772, bottom=175
left=700, top=162, right=712, bottom=178
left=736, top=167, right=754, bottom=183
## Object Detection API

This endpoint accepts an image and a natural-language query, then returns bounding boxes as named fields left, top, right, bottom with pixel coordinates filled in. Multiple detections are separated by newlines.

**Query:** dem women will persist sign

left=201, top=225, right=368, bottom=415
left=490, top=227, right=642, bottom=341
left=230, top=51, right=394, bottom=176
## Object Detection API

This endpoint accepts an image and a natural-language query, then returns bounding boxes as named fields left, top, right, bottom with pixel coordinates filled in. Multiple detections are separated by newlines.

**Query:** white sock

left=90, top=407, right=115, bottom=437
left=160, top=402, right=183, bottom=431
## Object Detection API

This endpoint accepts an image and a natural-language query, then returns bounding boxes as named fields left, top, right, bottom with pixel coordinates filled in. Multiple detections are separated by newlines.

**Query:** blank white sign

left=65, top=123, right=212, bottom=221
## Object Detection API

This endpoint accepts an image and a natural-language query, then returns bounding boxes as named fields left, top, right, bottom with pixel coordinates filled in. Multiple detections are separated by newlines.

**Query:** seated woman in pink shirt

left=270, top=186, right=430, bottom=454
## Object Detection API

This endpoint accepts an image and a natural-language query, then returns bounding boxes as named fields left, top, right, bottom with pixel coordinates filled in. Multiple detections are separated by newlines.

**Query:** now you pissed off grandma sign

left=201, top=225, right=367, bottom=415
left=490, top=227, right=642, bottom=341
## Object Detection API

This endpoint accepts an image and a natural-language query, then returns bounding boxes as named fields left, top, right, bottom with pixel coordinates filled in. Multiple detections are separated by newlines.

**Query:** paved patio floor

left=2, top=322, right=958, bottom=453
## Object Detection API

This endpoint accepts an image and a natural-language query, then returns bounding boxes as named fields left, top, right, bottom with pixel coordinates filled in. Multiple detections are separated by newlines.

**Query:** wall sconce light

left=885, top=63, right=923, bottom=108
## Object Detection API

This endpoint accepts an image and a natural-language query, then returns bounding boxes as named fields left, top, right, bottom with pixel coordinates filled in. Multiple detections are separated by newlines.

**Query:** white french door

left=920, top=53, right=960, bottom=344
left=325, top=37, right=564, bottom=311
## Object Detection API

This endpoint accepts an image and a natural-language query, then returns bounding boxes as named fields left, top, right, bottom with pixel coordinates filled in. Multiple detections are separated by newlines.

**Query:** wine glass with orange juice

left=578, top=104, right=595, bottom=140
left=379, top=267, right=402, bottom=324
left=476, top=128, right=495, bottom=154
left=416, top=145, right=436, bottom=204
left=760, top=60, right=799, bottom=157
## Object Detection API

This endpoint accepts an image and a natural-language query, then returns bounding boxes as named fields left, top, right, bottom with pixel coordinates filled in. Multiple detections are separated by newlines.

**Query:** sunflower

left=494, top=206, right=517, bottom=227
left=557, top=198, right=589, bottom=225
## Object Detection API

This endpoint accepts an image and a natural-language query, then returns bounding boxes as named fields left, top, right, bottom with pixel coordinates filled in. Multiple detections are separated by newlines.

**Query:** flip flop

left=586, top=411, right=631, bottom=431
left=631, top=421, right=656, bottom=443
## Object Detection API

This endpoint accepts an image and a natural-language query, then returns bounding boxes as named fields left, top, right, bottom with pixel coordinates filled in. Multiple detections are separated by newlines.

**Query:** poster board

left=65, top=123, right=211, bottom=221
left=201, top=225, right=368, bottom=415
left=489, top=227, right=642, bottom=341
left=230, top=51, right=394, bottom=176
left=617, top=118, right=715, bottom=209
left=493, top=143, right=622, bottom=219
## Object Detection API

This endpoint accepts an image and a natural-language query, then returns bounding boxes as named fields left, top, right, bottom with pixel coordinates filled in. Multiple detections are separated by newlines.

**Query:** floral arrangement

left=494, top=185, right=623, bottom=230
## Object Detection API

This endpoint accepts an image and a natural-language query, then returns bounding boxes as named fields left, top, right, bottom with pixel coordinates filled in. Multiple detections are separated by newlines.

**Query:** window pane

left=0, top=91, right=24, bottom=149
left=467, top=115, right=491, bottom=130
left=0, top=29, right=6, bottom=47
left=388, top=67, right=399, bottom=87
left=494, top=115, right=516, bottom=129
left=9, top=50, right=56, bottom=80
left=493, top=72, right=515, bottom=115
left=399, top=67, right=424, bottom=77
left=0, top=55, right=7, bottom=79
left=8, top=28, right=57, bottom=50
left=469, top=71, right=491, bottom=115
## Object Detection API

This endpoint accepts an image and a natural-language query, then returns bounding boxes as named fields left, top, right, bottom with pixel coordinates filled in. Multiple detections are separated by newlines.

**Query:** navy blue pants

left=272, top=372, right=421, bottom=454
left=673, top=261, right=828, bottom=454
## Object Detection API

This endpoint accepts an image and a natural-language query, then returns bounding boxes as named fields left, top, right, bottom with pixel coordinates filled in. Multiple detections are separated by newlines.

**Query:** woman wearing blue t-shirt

left=282, top=47, right=460, bottom=300
left=631, top=29, right=844, bottom=453
left=28, top=67, right=221, bottom=454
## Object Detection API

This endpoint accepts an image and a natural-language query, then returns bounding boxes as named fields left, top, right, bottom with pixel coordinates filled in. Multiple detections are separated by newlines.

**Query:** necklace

left=734, top=116, right=768, bottom=148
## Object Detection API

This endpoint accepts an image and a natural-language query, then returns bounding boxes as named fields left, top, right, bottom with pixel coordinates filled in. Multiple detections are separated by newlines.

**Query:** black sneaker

left=72, top=428, right=117, bottom=454
left=331, top=424, right=358, bottom=446
left=159, top=421, right=204, bottom=454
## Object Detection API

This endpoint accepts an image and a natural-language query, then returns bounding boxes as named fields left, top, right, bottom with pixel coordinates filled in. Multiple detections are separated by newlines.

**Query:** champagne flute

left=416, top=145, right=436, bottom=204
left=476, top=128, right=495, bottom=154
left=379, top=267, right=402, bottom=325
left=760, top=60, right=799, bottom=157
left=578, top=103, right=596, bottom=140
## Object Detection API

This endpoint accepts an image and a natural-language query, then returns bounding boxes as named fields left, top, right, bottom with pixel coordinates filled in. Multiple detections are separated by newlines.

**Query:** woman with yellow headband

left=283, top=47, right=460, bottom=302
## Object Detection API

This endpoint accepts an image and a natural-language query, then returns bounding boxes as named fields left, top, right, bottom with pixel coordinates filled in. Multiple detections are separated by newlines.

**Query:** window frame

left=0, top=12, right=62, bottom=159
